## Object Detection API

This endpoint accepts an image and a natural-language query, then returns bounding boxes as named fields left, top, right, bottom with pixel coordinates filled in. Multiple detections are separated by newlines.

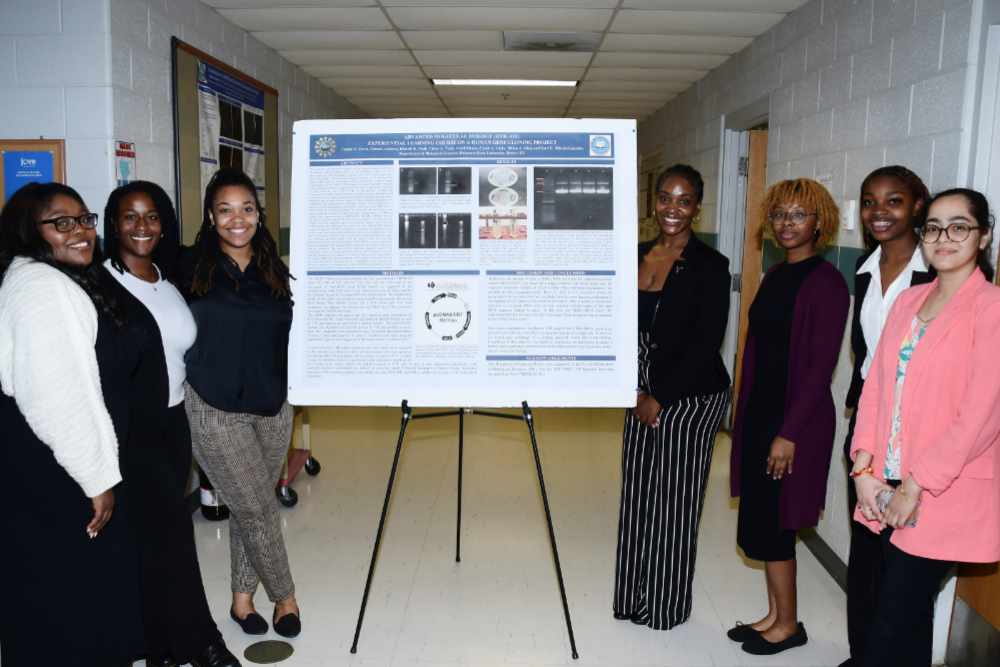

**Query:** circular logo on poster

left=314, top=135, right=337, bottom=158
left=589, top=134, right=611, bottom=156
left=424, top=292, right=472, bottom=341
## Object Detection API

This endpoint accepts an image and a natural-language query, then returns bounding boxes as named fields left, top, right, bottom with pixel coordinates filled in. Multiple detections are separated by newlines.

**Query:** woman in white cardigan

left=0, top=183, right=144, bottom=666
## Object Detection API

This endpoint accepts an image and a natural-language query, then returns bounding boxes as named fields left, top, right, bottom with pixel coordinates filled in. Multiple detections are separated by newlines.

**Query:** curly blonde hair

left=758, top=178, right=840, bottom=250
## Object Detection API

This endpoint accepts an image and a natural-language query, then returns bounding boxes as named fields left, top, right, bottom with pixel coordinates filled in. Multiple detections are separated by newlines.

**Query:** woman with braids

left=839, top=166, right=933, bottom=667
left=727, top=178, right=849, bottom=656
left=181, top=168, right=301, bottom=638
left=851, top=189, right=1000, bottom=667
left=0, top=183, right=144, bottom=665
left=614, top=164, right=731, bottom=630
left=103, top=181, right=240, bottom=667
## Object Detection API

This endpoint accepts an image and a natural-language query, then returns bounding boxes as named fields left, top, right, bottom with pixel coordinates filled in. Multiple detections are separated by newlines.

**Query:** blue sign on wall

left=3, top=150, right=54, bottom=204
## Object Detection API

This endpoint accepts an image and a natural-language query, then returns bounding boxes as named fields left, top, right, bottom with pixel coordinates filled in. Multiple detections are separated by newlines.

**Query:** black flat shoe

left=741, top=622, right=808, bottom=655
left=190, top=640, right=241, bottom=667
left=629, top=613, right=649, bottom=626
left=726, top=621, right=760, bottom=642
left=273, top=609, right=301, bottom=638
left=613, top=611, right=630, bottom=620
left=230, top=606, right=268, bottom=635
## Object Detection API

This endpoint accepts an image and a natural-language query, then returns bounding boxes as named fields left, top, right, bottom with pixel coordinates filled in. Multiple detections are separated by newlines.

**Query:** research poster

left=288, top=118, right=637, bottom=408
left=196, top=60, right=266, bottom=203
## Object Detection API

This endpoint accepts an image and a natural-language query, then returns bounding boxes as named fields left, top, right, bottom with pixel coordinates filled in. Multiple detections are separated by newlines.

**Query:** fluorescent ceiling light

left=433, top=79, right=578, bottom=87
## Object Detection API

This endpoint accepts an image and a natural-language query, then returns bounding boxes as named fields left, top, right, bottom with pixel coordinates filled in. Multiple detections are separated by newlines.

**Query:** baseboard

left=800, top=528, right=847, bottom=592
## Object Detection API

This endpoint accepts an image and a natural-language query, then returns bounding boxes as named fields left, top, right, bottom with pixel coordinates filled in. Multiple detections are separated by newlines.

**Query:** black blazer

left=845, top=249, right=935, bottom=409
left=639, top=235, right=732, bottom=405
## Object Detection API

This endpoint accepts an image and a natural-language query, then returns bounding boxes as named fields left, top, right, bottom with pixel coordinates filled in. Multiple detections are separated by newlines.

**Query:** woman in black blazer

left=840, top=166, right=934, bottom=667
left=614, top=164, right=732, bottom=630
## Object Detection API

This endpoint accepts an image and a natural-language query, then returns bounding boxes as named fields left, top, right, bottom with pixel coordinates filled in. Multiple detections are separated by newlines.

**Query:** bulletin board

left=170, top=38, right=280, bottom=244
left=0, top=139, right=65, bottom=205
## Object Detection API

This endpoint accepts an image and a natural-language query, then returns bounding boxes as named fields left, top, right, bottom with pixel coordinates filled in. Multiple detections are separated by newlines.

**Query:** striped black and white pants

left=185, top=384, right=296, bottom=602
left=614, top=385, right=729, bottom=630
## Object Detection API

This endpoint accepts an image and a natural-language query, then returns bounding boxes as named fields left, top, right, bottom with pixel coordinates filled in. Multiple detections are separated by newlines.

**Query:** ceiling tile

left=320, top=77, right=432, bottom=89
left=578, top=78, right=689, bottom=91
left=414, top=50, right=592, bottom=67
left=303, top=65, right=424, bottom=78
left=204, top=1, right=375, bottom=7
left=424, top=66, right=584, bottom=80
left=601, top=33, right=751, bottom=52
left=217, top=7, right=390, bottom=31
left=586, top=67, right=704, bottom=82
left=386, top=7, right=612, bottom=31
left=253, top=30, right=404, bottom=50
left=622, top=1, right=804, bottom=10
left=332, top=88, right=437, bottom=100
left=611, top=10, right=785, bottom=36
left=281, top=50, right=415, bottom=66
left=593, top=51, right=726, bottom=69
left=401, top=30, right=504, bottom=50
left=573, top=88, right=676, bottom=100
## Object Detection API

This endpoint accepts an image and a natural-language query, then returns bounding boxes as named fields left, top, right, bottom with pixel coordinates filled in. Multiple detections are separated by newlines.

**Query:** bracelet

left=850, top=466, right=874, bottom=478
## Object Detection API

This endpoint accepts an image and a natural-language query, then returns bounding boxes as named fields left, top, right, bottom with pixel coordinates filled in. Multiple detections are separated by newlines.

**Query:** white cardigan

left=0, top=257, right=121, bottom=497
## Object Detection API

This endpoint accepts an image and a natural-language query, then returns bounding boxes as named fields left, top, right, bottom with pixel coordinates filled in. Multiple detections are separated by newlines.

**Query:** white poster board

left=288, top=118, right=637, bottom=408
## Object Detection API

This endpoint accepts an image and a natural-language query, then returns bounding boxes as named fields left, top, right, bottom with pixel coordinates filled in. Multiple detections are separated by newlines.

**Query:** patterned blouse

left=884, top=316, right=932, bottom=479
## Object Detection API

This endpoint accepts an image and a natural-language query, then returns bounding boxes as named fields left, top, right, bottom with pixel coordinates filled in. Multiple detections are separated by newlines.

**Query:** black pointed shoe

left=190, top=640, right=241, bottom=667
left=273, top=609, right=301, bottom=638
left=741, top=622, right=808, bottom=655
left=230, top=606, right=268, bottom=635
left=726, top=622, right=760, bottom=642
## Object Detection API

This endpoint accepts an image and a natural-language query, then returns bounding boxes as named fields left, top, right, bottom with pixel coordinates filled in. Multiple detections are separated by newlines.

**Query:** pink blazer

left=851, top=270, right=1000, bottom=563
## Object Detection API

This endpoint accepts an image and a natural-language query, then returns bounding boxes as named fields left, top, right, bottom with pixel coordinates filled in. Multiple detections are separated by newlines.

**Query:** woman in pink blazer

left=850, top=188, right=1000, bottom=667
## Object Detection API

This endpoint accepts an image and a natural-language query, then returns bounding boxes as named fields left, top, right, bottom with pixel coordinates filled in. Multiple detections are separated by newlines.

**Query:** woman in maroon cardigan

left=727, top=178, right=850, bottom=656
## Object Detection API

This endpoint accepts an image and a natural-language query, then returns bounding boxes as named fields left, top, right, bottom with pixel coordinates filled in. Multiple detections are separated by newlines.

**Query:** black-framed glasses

left=919, top=223, right=980, bottom=243
left=38, top=213, right=98, bottom=233
left=768, top=210, right=816, bottom=225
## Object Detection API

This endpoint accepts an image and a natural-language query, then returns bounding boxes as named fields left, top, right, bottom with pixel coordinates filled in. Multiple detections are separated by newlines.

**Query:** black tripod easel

left=349, top=400, right=580, bottom=660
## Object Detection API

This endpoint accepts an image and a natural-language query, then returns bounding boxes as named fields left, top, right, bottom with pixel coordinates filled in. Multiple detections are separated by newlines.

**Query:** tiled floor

left=184, top=407, right=849, bottom=667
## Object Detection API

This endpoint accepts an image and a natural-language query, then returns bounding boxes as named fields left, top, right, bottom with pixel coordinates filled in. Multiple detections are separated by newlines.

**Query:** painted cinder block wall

left=0, top=0, right=362, bottom=246
left=638, top=0, right=987, bottom=562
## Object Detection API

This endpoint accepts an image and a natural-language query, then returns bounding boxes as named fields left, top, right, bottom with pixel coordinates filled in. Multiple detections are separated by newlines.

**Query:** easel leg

left=522, top=402, right=580, bottom=660
left=456, top=409, right=464, bottom=563
left=350, top=400, right=412, bottom=654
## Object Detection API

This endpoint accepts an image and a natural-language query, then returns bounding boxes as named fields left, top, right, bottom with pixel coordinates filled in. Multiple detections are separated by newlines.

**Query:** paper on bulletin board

left=2, top=150, right=54, bottom=203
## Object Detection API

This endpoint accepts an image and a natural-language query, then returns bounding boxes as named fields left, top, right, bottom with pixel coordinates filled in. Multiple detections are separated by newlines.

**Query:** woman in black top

left=182, top=168, right=301, bottom=639
left=613, top=164, right=732, bottom=630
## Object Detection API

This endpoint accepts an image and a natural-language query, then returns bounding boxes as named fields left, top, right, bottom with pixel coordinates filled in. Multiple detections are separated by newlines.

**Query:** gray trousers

left=185, top=384, right=295, bottom=602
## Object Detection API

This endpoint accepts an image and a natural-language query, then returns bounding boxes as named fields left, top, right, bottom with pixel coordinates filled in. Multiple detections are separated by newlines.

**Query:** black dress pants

left=860, top=528, right=952, bottom=667
left=844, top=410, right=882, bottom=662
left=126, top=404, right=221, bottom=664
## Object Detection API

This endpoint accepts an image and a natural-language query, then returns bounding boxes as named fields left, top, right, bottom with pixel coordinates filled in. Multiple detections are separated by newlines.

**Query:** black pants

left=125, top=404, right=221, bottom=663
left=843, top=410, right=883, bottom=662
left=860, top=528, right=952, bottom=667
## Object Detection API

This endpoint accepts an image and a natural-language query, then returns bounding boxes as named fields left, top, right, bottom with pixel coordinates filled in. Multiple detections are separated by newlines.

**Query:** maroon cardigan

left=730, top=258, right=850, bottom=530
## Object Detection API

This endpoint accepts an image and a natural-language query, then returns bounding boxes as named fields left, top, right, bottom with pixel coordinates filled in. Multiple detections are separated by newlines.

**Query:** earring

left=813, top=227, right=821, bottom=239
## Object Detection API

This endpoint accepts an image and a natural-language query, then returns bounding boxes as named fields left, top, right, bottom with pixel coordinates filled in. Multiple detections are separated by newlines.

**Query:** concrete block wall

left=0, top=0, right=118, bottom=223
left=638, top=0, right=985, bottom=562
left=108, top=0, right=362, bottom=249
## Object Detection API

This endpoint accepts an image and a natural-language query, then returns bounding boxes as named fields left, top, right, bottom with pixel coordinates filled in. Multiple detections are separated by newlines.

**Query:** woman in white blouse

left=102, top=181, right=239, bottom=667
left=0, top=182, right=144, bottom=666
left=840, top=165, right=934, bottom=667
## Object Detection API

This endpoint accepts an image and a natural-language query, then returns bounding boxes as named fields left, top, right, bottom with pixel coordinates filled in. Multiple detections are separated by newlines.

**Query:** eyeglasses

left=768, top=210, right=817, bottom=225
left=38, top=213, right=99, bottom=233
left=919, top=223, right=980, bottom=243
